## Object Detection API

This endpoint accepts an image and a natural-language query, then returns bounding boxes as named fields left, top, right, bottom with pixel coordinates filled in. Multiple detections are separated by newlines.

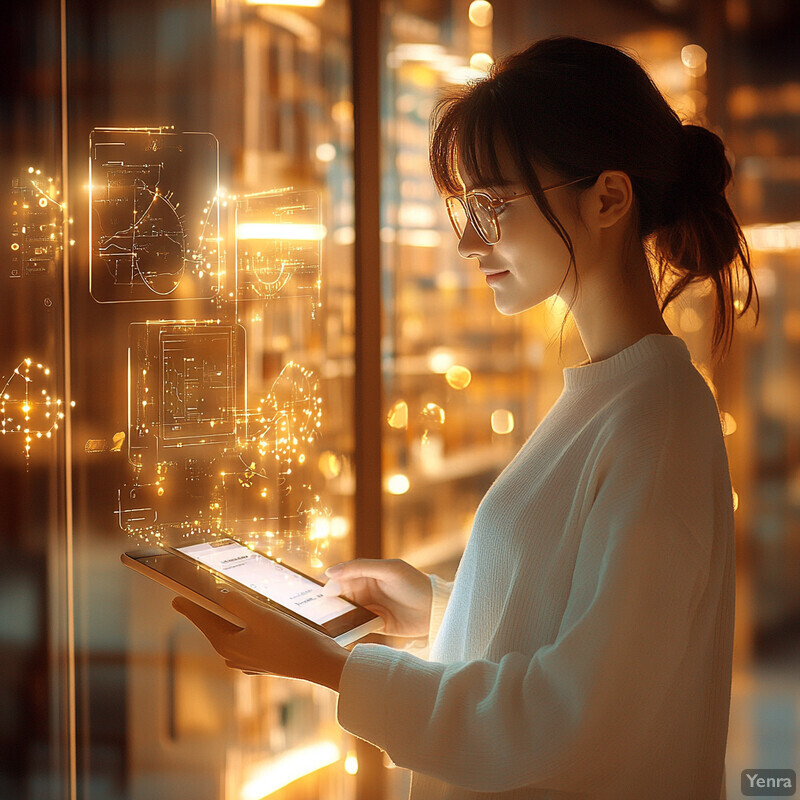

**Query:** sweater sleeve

left=394, top=573, right=455, bottom=659
left=428, top=572, right=454, bottom=645
left=336, top=388, right=721, bottom=793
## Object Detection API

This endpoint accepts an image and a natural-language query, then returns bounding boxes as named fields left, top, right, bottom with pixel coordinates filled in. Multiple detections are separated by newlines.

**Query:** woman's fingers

left=173, top=596, right=228, bottom=629
left=171, top=597, right=241, bottom=648
left=326, top=558, right=397, bottom=581
left=321, top=578, right=342, bottom=597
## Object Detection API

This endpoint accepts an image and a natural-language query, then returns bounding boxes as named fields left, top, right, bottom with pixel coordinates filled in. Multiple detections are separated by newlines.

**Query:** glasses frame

left=445, top=175, right=596, bottom=246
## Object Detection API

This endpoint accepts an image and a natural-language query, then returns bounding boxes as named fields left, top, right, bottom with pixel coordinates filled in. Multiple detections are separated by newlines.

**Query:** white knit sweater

left=337, top=334, right=735, bottom=800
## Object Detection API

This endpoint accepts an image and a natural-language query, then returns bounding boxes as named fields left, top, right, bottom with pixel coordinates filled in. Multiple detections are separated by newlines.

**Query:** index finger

left=325, top=558, right=390, bottom=580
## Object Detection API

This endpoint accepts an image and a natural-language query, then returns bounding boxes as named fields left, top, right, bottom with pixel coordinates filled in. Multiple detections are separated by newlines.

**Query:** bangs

left=429, top=80, right=513, bottom=196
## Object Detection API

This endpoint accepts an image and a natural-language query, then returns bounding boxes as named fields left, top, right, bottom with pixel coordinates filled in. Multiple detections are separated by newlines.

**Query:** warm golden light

left=344, top=752, right=358, bottom=775
left=308, top=514, right=331, bottom=541
left=428, top=349, right=455, bottom=374
left=387, top=400, right=408, bottom=429
left=245, top=0, right=324, bottom=6
left=331, top=100, right=353, bottom=123
left=421, top=402, right=445, bottom=426
left=744, top=222, right=800, bottom=252
left=240, top=741, right=340, bottom=800
left=681, top=44, right=708, bottom=76
left=386, top=473, right=410, bottom=495
left=468, top=0, right=493, bottom=26
left=236, top=222, right=326, bottom=241
left=469, top=52, right=494, bottom=72
left=318, top=450, right=342, bottom=478
left=491, top=409, right=514, bottom=435
left=315, top=143, right=336, bottom=162
left=720, top=411, right=737, bottom=437
left=396, top=229, right=442, bottom=248
left=1, top=359, right=63, bottom=458
left=445, top=365, right=472, bottom=390
left=390, top=43, right=447, bottom=64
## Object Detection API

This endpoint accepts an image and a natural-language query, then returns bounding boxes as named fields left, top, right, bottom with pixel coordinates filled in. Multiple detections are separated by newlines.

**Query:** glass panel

left=62, top=0, right=355, bottom=800
left=0, top=0, right=71, bottom=797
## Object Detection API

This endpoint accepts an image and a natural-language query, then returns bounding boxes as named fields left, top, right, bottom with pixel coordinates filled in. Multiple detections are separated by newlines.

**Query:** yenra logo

left=741, top=769, right=796, bottom=797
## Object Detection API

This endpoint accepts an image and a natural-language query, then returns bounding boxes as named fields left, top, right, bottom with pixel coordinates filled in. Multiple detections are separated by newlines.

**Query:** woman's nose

left=457, top=218, right=492, bottom=259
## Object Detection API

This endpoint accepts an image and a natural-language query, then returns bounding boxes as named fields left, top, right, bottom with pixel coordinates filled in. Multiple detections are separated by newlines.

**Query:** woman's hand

left=171, top=589, right=349, bottom=690
left=322, top=558, right=432, bottom=638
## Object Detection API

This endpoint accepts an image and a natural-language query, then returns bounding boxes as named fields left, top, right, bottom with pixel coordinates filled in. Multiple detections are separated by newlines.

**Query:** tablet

left=121, top=537, right=384, bottom=646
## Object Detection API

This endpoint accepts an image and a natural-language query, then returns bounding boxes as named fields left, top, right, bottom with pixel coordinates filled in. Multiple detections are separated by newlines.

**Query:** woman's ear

left=582, top=170, right=634, bottom=230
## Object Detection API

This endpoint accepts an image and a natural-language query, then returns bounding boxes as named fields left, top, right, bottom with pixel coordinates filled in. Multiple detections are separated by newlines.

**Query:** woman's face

left=454, top=152, right=588, bottom=315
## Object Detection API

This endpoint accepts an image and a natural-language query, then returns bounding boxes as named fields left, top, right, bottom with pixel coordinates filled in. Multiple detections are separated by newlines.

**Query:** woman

left=174, top=36, right=759, bottom=799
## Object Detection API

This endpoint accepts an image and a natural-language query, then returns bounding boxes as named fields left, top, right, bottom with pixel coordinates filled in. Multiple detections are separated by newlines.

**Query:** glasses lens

left=446, top=196, right=468, bottom=239
left=468, top=194, right=499, bottom=244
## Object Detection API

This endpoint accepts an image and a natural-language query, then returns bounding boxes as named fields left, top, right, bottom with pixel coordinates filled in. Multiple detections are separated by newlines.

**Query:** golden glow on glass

left=491, top=409, right=514, bottom=435
left=732, top=488, right=739, bottom=512
left=386, top=473, right=410, bottom=495
left=387, top=400, right=408, bottom=429
left=236, top=222, right=326, bottom=241
left=252, top=361, right=322, bottom=469
left=307, top=514, right=331, bottom=541
left=468, top=0, right=493, bottom=26
left=240, top=741, right=340, bottom=800
left=445, top=365, right=472, bottom=390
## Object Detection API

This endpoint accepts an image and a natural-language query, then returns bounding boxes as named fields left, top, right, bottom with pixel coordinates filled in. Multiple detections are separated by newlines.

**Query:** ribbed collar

left=562, top=333, right=691, bottom=393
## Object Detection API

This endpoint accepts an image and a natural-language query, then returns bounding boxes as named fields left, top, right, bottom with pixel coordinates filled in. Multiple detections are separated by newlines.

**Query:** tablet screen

left=175, top=539, right=357, bottom=626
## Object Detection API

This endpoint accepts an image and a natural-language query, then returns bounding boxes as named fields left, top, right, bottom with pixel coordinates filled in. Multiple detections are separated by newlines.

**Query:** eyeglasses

left=445, top=176, right=596, bottom=246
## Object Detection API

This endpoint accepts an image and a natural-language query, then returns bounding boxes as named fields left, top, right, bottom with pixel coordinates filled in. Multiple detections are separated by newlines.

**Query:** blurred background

left=0, top=0, right=798, bottom=798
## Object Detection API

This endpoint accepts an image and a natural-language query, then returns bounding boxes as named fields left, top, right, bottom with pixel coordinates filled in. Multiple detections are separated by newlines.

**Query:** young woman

left=174, top=36, right=759, bottom=799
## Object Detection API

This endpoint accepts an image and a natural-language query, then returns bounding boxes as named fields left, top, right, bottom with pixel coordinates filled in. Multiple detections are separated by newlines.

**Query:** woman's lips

left=483, top=270, right=510, bottom=285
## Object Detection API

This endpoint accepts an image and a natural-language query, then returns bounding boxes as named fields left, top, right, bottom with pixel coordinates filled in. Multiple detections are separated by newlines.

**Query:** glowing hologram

left=234, top=189, right=322, bottom=312
left=128, top=321, right=246, bottom=465
left=89, top=128, right=220, bottom=303
left=10, top=170, right=63, bottom=279
left=248, top=361, right=322, bottom=474
left=0, top=359, right=64, bottom=459
left=119, top=346, right=327, bottom=562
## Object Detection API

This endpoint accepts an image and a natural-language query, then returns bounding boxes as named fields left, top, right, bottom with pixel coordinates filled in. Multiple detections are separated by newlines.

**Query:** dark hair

left=429, top=36, right=759, bottom=363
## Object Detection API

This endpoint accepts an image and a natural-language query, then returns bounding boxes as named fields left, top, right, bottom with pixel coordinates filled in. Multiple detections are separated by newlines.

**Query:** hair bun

left=680, top=124, right=731, bottom=197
